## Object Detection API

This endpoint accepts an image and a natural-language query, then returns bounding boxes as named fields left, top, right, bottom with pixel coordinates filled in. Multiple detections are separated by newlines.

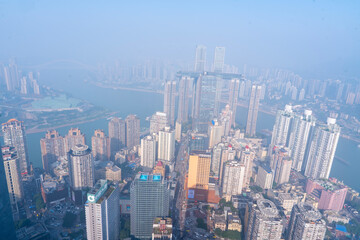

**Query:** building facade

left=245, top=85, right=262, bottom=137
left=140, top=134, right=157, bottom=168
left=125, top=115, right=141, bottom=149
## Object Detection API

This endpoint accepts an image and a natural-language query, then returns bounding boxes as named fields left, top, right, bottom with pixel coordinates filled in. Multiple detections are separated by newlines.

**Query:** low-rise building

left=227, top=215, right=242, bottom=232
left=152, top=217, right=172, bottom=240
left=214, top=214, right=227, bottom=231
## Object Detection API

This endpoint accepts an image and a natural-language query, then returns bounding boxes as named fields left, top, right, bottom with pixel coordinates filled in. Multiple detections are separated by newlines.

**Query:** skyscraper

left=208, top=119, right=224, bottom=149
left=228, top=78, right=240, bottom=127
left=240, top=147, right=255, bottom=188
left=177, top=76, right=192, bottom=123
left=68, top=144, right=94, bottom=190
left=140, top=135, right=157, bottom=168
left=108, top=117, right=126, bottom=154
left=304, top=117, right=340, bottom=179
left=221, top=161, right=245, bottom=201
left=288, top=110, right=315, bottom=171
left=188, top=152, right=211, bottom=190
left=130, top=173, right=169, bottom=239
left=271, top=105, right=293, bottom=147
left=163, top=81, right=176, bottom=127
left=40, top=130, right=66, bottom=172
left=125, top=114, right=140, bottom=148
left=213, top=47, right=225, bottom=73
left=194, top=45, right=206, bottom=72
left=0, top=152, right=17, bottom=239
left=150, top=112, right=168, bottom=134
left=158, top=127, right=175, bottom=163
left=246, top=199, right=283, bottom=240
left=2, top=119, right=29, bottom=175
left=287, top=203, right=326, bottom=240
left=256, top=165, right=273, bottom=190
left=211, top=143, right=225, bottom=178
left=65, top=128, right=86, bottom=153
left=85, top=180, right=120, bottom=240
left=245, top=85, right=262, bottom=137
left=91, top=130, right=110, bottom=161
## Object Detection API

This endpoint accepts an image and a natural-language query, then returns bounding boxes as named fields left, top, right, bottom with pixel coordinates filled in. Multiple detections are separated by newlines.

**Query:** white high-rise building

left=194, top=45, right=206, bottom=72
left=271, top=105, right=293, bottom=147
left=208, top=119, right=224, bottom=149
left=222, top=161, right=245, bottom=200
left=211, top=143, right=225, bottom=178
left=288, top=110, right=316, bottom=171
left=140, top=135, right=157, bottom=168
left=213, top=47, right=225, bottom=73
left=149, top=112, right=168, bottom=134
left=304, top=117, right=340, bottom=179
left=85, top=180, right=120, bottom=240
left=256, top=165, right=273, bottom=190
left=287, top=203, right=326, bottom=240
left=158, top=127, right=175, bottom=163
left=163, top=81, right=176, bottom=127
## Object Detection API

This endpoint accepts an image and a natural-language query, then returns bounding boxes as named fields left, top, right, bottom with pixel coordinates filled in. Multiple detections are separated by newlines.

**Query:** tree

left=33, top=193, right=45, bottom=211
left=196, top=218, right=207, bottom=230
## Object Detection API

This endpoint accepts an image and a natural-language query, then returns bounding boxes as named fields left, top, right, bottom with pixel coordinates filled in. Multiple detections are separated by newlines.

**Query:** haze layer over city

left=0, top=1, right=359, bottom=240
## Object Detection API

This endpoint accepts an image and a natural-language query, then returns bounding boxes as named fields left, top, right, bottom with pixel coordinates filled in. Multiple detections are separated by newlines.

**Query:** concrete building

left=219, top=105, right=233, bottom=136
left=188, top=152, right=211, bottom=190
left=152, top=217, right=172, bottom=240
left=95, top=162, right=122, bottom=182
left=2, top=119, right=29, bottom=175
left=177, top=76, right=192, bottom=123
left=245, top=85, right=262, bottom=137
left=153, top=161, right=166, bottom=178
left=246, top=199, right=283, bottom=240
left=271, top=105, right=293, bottom=147
left=228, top=215, right=242, bottom=232
left=158, top=127, right=175, bottom=163
left=150, top=112, right=168, bottom=134
left=256, top=165, right=273, bottom=190
left=213, top=47, right=225, bottom=73
left=108, top=117, right=126, bottom=154
left=64, top=128, right=85, bottom=153
left=40, top=174, right=67, bottom=205
left=305, top=117, right=340, bottom=179
left=175, top=121, right=182, bottom=142
left=287, top=203, right=326, bottom=240
left=163, top=81, right=176, bottom=127
left=189, top=133, right=209, bottom=152
left=91, top=130, right=110, bottom=162
left=228, top=78, right=240, bottom=127
left=68, top=144, right=94, bottom=190
left=208, top=119, right=224, bottom=149
left=271, top=147, right=292, bottom=185
left=140, top=134, right=157, bottom=168
left=130, top=173, right=169, bottom=239
left=194, top=45, right=206, bottom=72
left=240, top=147, right=255, bottom=188
left=222, top=161, right=246, bottom=200
left=125, top=114, right=140, bottom=148
left=211, top=143, right=225, bottom=178
left=278, top=193, right=298, bottom=216
left=40, top=130, right=66, bottom=172
left=85, top=180, right=120, bottom=240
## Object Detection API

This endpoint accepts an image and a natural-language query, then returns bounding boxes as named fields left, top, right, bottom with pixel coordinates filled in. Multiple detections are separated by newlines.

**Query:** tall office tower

left=20, top=76, right=28, bottom=94
left=2, top=119, right=29, bottom=175
left=85, top=180, right=120, bottom=240
left=163, top=81, right=176, bottom=127
left=271, top=147, right=292, bottom=185
left=246, top=199, right=283, bottom=240
left=177, top=76, right=192, bottom=123
left=211, top=143, right=225, bottom=178
left=130, top=173, right=170, bottom=239
left=158, top=127, right=175, bottom=163
left=68, top=144, right=94, bottom=190
left=40, top=130, right=66, bottom=172
left=287, top=203, right=326, bottom=240
left=108, top=117, right=126, bottom=154
left=222, top=161, right=245, bottom=201
left=288, top=110, right=315, bottom=171
left=125, top=114, right=140, bottom=148
left=208, top=119, right=224, bottom=148
left=240, top=147, right=255, bottom=188
left=150, top=112, right=168, bottom=134
left=65, top=128, right=86, bottom=153
left=256, top=165, right=273, bottom=190
left=194, top=45, right=206, bottom=72
left=271, top=105, right=293, bottom=147
left=193, top=75, right=223, bottom=132
left=304, top=117, right=340, bottom=179
left=213, top=47, right=225, bottom=73
left=141, top=135, right=157, bottom=168
left=91, top=130, right=110, bottom=162
left=219, top=105, right=232, bottom=136
left=228, top=78, right=240, bottom=126
left=0, top=153, right=17, bottom=239
left=1, top=146, right=24, bottom=206
left=188, top=152, right=211, bottom=190
left=245, top=85, right=262, bottom=137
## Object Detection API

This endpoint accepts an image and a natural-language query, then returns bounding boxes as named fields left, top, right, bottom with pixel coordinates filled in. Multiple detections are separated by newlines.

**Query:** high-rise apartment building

left=177, top=76, right=192, bottom=123
left=65, top=128, right=86, bottom=153
left=208, top=119, right=224, bottom=149
left=130, top=173, right=170, bottom=239
left=219, top=105, right=233, bottom=136
left=271, top=147, right=292, bottom=185
left=125, top=114, right=140, bottom=148
left=85, top=180, right=120, bottom=240
left=91, top=130, right=110, bottom=161
left=256, top=165, right=273, bottom=190
left=288, top=110, right=315, bottom=171
left=228, top=78, right=240, bottom=126
left=188, top=152, right=211, bottom=190
left=194, top=45, right=206, bottom=72
left=40, top=130, right=66, bottom=172
left=245, top=85, right=262, bottom=137
left=304, top=117, right=340, bottom=179
left=68, top=144, right=94, bottom=190
left=2, top=119, right=29, bottom=175
left=213, top=47, right=225, bottom=73
left=240, top=147, right=255, bottom=188
left=271, top=105, right=293, bottom=147
left=163, top=81, right=176, bottom=127
left=246, top=199, right=283, bottom=240
left=211, top=143, right=225, bottom=178
left=141, top=134, right=157, bottom=168
left=108, top=117, right=126, bottom=154
left=287, top=203, right=326, bottom=240
left=158, top=127, right=175, bottom=163
left=150, top=112, right=168, bottom=134
left=222, top=161, right=245, bottom=200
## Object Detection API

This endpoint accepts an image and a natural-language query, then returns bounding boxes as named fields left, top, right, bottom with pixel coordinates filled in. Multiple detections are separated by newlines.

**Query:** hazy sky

left=0, top=0, right=359, bottom=78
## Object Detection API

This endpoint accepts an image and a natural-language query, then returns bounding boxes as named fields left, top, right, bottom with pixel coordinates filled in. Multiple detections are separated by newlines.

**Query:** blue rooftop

left=336, top=225, right=347, bottom=232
